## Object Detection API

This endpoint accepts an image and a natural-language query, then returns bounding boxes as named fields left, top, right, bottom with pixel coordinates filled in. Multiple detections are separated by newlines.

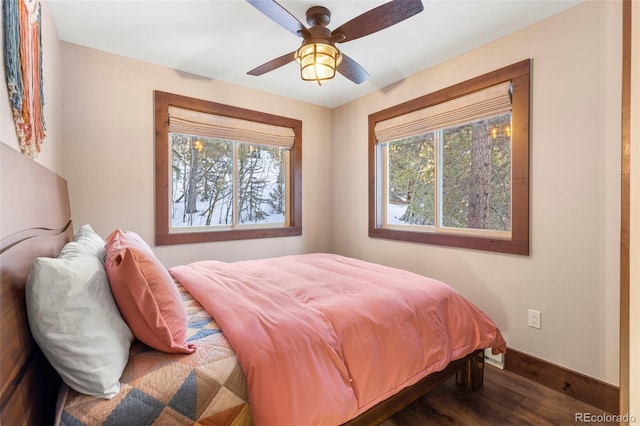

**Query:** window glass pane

left=368, top=60, right=529, bottom=255
left=441, top=113, right=511, bottom=231
left=156, top=91, right=302, bottom=245
left=386, top=133, right=436, bottom=226
left=238, top=143, right=287, bottom=225
left=170, top=133, right=233, bottom=228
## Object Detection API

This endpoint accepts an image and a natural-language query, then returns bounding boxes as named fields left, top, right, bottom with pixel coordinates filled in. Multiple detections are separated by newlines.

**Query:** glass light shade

left=295, top=43, right=341, bottom=82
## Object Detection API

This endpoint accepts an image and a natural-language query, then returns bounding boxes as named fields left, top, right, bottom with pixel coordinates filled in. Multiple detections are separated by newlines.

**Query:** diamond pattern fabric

left=56, top=283, right=251, bottom=426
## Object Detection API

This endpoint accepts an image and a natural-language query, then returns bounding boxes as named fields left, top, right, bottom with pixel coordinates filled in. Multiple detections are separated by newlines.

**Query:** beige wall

left=332, top=1, right=621, bottom=385
left=60, top=43, right=334, bottom=267
left=0, top=1, right=62, bottom=172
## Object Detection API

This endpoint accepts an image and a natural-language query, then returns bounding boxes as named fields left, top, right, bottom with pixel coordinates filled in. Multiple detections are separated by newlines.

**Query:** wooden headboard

left=0, top=142, right=73, bottom=425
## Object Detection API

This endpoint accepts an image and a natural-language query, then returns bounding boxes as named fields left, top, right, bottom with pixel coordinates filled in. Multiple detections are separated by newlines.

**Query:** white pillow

left=26, top=240, right=134, bottom=399
left=72, top=224, right=106, bottom=260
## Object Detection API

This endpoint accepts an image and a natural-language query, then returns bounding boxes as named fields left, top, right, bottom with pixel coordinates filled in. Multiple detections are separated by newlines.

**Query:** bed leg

left=455, top=349, right=484, bottom=390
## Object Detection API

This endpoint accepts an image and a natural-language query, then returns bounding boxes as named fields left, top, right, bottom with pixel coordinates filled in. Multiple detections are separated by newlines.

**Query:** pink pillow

left=104, top=229, right=195, bottom=354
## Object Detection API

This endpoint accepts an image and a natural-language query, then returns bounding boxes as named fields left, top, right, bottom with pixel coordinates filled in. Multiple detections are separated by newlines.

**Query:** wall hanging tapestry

left=3, top=0, right=46, bottom=158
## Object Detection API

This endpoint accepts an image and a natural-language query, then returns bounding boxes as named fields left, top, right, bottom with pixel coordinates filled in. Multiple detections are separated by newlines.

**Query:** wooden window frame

left=154, top=91, right=302, bottom=246
left=368, top=60, right=530, bottom=255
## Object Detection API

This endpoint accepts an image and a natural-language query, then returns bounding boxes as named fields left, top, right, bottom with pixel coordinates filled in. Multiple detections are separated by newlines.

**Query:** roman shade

left=169, top=106, right=295, bottom=149
left=374, top=81, right=512, bottom=144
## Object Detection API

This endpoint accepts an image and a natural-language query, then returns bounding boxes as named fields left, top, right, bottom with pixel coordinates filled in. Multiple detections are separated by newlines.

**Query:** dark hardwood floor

left=382, top=365, right=612, bottom=426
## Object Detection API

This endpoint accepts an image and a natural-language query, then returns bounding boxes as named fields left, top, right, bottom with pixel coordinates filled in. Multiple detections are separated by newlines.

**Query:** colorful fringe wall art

left=3, top=0, right=46, bottom=158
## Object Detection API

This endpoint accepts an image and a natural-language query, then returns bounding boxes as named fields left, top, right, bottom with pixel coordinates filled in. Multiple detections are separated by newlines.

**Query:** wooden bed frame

left=0, top=141, right=484, bottom=425
left=0, top=143, right=72, bottom=425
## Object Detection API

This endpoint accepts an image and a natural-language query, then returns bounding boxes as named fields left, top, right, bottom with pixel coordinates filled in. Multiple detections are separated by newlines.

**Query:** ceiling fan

left=246, top=0, right=424, bottom=85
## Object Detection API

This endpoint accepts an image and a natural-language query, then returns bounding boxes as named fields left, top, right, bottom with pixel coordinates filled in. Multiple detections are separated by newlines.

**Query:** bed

left=0, top=141, right=506, bottom=425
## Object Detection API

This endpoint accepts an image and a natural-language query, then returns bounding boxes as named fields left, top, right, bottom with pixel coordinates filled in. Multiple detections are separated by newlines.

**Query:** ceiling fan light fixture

left=247, top=0, right=424, bottom=84
left=295, top=42, right=342, bottom=84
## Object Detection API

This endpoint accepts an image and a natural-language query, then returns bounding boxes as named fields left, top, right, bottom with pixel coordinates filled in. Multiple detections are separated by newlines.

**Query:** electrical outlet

left=528, top=309, right=541, bottom=329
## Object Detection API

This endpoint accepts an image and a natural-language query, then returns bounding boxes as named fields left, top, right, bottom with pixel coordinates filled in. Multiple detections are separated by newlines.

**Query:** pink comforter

left=170, top=253, right=506, bottom=426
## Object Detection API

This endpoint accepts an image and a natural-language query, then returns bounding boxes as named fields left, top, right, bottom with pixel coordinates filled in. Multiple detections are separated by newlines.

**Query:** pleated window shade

left=168, top=106, right=295, bottom=149
left=374, top=81, right=512, bottom=144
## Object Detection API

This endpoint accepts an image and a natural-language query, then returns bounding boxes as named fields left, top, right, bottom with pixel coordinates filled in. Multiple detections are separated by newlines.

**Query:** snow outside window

left=155, top=91, right=302, bottom=245
left=368, top=60, right=530, bottom=255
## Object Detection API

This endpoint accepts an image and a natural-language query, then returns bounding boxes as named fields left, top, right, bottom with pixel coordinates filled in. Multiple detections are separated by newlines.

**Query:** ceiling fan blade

left=247, top=0, right=310, bottom=38
left=331, top=0, right=424, bottom=43
left=247, top=51, right=296, bottom=76
left=337, top=54, right=370, bottom=84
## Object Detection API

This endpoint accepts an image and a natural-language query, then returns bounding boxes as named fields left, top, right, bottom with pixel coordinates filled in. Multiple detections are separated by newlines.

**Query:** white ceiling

left=48, top=0, right=582, bottom=108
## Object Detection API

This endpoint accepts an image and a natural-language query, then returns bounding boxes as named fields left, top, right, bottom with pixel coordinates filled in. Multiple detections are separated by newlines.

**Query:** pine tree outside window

left=155, top=91, right=302, bottom=245
left=369, top=60, right=530, bottom=255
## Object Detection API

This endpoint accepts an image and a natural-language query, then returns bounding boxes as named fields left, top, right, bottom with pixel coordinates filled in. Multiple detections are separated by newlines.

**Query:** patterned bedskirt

left=56, top=283, right=252, bottom=426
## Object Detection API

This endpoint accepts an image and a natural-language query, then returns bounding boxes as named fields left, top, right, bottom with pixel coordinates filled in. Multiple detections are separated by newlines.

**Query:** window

left=368, top=60, right=530, bottom=255
left=155, top=91, right=302, bottom=245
